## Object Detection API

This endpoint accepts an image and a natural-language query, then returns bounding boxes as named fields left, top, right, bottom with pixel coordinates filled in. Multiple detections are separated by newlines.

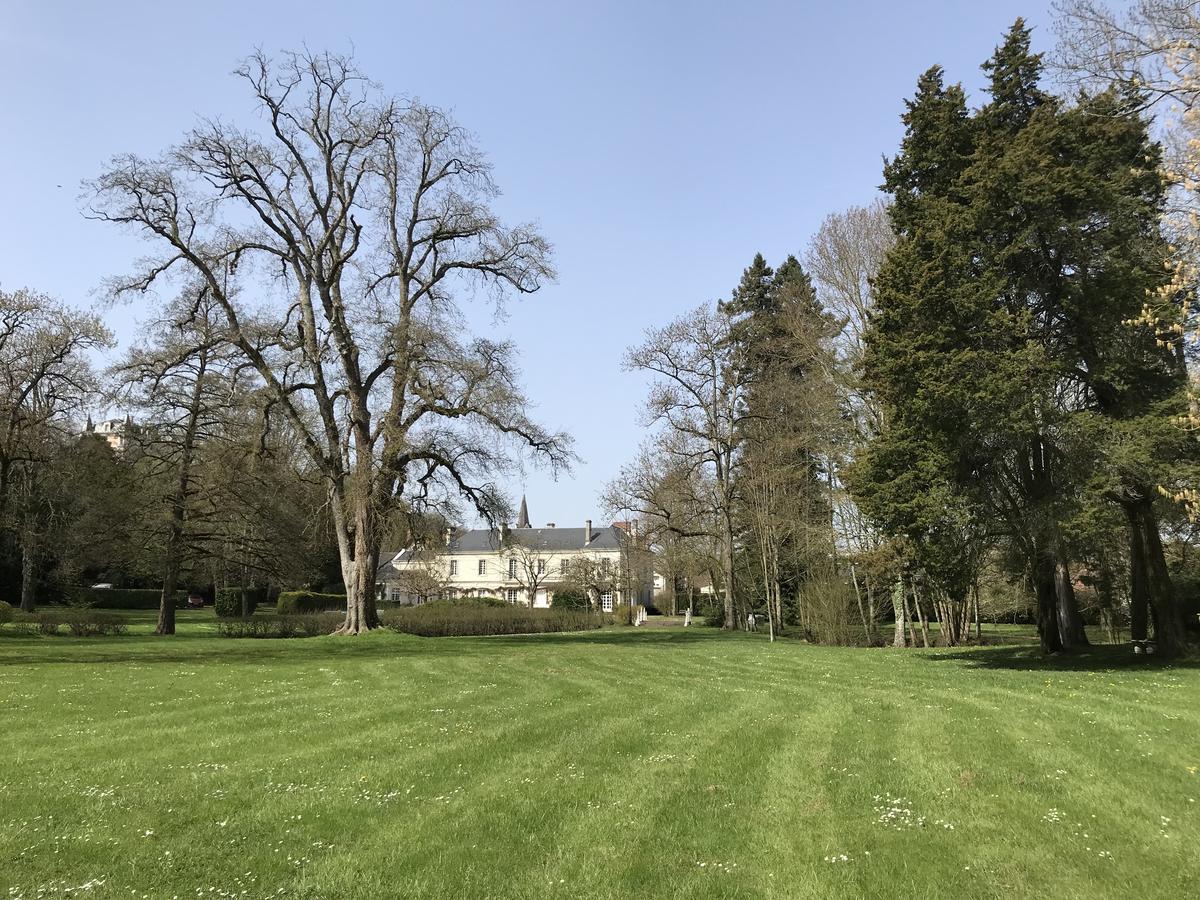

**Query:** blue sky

left=1, top=0, right=1056, bottom=528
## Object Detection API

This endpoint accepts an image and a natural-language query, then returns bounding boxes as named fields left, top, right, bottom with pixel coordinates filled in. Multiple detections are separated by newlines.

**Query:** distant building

left=375, top=496, right=662, bottom=611
left=82, top=415, right=138, bottom=453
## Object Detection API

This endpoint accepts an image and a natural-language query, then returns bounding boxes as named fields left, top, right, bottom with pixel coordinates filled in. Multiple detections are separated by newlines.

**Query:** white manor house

left=375, top=497, right=663, bottom=611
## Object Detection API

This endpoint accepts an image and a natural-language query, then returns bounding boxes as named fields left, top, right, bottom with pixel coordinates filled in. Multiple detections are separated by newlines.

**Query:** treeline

left=609, top=20, right=1200, bottom=655
left=0, top=287, right=344, bottom=622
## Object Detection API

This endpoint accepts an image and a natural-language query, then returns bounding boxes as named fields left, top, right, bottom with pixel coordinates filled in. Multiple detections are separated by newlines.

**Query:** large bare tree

left=623, top=306, right=749, bottom=628
left=88, top=51, right=570, bottom=632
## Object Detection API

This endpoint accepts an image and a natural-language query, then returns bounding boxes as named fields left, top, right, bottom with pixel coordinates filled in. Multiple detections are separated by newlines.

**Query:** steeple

left=516, top=494, right=530, bottom=528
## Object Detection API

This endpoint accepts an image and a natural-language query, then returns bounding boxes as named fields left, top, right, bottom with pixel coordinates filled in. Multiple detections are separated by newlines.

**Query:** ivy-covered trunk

left=1032, top=541, right=1063, bottom=654
left=1053, top=554, right=1089, bottom=649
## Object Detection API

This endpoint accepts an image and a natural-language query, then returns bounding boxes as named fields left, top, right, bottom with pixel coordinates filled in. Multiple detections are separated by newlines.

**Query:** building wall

left=381, top=543, right=654, bottom=610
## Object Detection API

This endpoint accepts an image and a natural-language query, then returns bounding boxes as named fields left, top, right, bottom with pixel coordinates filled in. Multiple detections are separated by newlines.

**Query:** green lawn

left=1, top=614, right=1197, bottom=899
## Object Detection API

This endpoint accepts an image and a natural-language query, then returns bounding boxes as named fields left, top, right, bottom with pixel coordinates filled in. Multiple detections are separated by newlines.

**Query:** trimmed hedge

left=214, top=587, right=266, bottom=619
left=381, top=603, right=602, bottom=637
left=0, top=600, right=13, bottom=624
left=217, top=613, right=342, bottom=638
left=11, top=609, right=128, bottom=636
left=70, top=587, right=187, bottom=610
left=276, top=591, right=346, bottom=614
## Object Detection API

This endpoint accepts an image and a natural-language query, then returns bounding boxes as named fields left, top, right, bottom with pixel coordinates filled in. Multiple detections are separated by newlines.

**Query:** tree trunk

left=157, top=554, right=179, bottom=635
left=850, top=564, right=871, bottom=644
left=19, top=531, right=36, bottom=613
left=910, top=578, right=930, bottom=648
left=1032, top=542, right=1063, bottom=653
left=972, top=578, right=981, bottom=642
left=1135, top=498, right=1186, bottom=656
left=1053, top=553, right=1089, bottom=649
left=891, top=578, right=907, bottom=648
left=1095, top=557, right=1118, bottom=644
left=721, top=508, right=736, bottom=630
left=1125, top=502, right=1151, bottom=643
left=336, top=492, right=381, bottom=634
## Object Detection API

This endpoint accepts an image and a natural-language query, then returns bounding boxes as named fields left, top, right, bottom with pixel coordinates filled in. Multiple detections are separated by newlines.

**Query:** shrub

left=214, top=587, right=265, bottom=619
left=0, top=600, right=13, bottom=625
left=276, top=591, right=346, bottom=615
left=68, top=587, right=186, bottom=610
left=217, top=613, right=342, bottom=638
left=381, top=604, right=601, bottom=637
left=550, top=588, right=589, bottom=610
left=412, top=596, right=509, bottom=610
left=14, top=609, right=128, bottom=637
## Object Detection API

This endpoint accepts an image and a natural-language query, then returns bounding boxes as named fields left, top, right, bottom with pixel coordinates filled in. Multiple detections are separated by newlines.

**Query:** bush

left=381, top=604, right=602, bottom=637
left=214, top=587, right=266, bottom=619
left=12, top=609, right=128, bottom=637
left=550, top=588, right=589, bottom=610
left=413, top=596, right=509, bottom=609
left=276, top=591, right=346, bottom=615
left=69, top=587, right=186, bottom=610
left=217, top=613, right=342, bottom=638
left=0, top=600, right=13, bottom=625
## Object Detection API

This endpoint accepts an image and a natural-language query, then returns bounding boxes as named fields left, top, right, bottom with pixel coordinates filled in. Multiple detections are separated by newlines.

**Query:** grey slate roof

left=380, top=526, right=625, bottom=571
left=449, top=526, right=624, bottom=553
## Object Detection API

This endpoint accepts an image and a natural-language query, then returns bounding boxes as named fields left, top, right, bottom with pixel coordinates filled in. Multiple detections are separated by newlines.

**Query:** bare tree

left=504, top=537, right=559, bottom=606
left=113, top=290, right=256, bottom=634
left=88, top=50, right=571, bottom=633
left=387, top=549, right=451, bottom=603
left=604, top=442, right=718, bottom=617
left=0, top=289, right=111, bottom=610
left=560, top=553, right=623, bottom=612
left=620, top=308, right=749, bottom=629
left=807, top=202, right=898, bottom=643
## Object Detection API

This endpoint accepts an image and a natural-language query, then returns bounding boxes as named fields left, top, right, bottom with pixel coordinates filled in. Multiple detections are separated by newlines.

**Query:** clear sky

left=1, top=0, right=1056, bottom=528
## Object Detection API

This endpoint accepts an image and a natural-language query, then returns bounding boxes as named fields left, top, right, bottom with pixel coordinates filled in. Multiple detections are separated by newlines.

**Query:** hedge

left=217, top=613, right=342, bottom=638
left=214, top=587, right=267, bottom=619
left=71, top=588, right=187, bottom=610
left=11, top=609, right=128, bottom=636
left=0, top=600, right=13, bottom=624
left=276, top=591, right=346, bottom=615
left=550, top=588, right=589, bottom=610
left=380, top=603, right=603, bottom=637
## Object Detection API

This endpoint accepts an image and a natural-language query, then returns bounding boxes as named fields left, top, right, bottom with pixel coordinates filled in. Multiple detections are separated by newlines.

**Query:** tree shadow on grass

left=0, top=624, right=724, bottom=667
left=920, top=642, right=1200, bottom=672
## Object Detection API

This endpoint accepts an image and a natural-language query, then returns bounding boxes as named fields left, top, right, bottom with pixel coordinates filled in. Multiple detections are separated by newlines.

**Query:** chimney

left=443, top=527, right=452, bottom=547
left=499, top=522, right=509, bottom=541
left=584, top=519, right=592, bottom=545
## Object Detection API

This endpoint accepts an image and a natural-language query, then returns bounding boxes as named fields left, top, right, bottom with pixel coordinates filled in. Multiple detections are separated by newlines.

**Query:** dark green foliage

left=550, top=588, right=589, bottom=609
left=855, top=18, right=1190, bottom=653
left=276, top=591, right=346, bottom=615
left=381, top=604, right=602, bottom=637
left=0, top=600, right=12, bottom=624
left=70, top=587, right=187, bottom=610
left=216, top=613, right=342, bottom=638
left=214, top=587, right=264, bottom=619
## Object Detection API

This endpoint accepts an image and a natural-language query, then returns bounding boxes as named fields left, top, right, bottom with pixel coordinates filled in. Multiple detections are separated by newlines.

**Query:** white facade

left=376, top=516, right=659, bottom=609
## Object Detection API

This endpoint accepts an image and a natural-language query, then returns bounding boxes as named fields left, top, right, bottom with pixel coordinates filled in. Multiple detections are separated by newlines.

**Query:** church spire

left=516, top=494, right=530, bottom=528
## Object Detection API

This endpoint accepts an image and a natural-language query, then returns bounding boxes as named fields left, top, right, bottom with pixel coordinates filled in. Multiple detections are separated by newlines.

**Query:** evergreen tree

left=855, top=20, right=1192, bottom=653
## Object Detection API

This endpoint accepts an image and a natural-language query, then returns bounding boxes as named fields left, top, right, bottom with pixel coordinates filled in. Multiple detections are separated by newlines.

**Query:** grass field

left=1, top=613, right=1197, bottom=899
